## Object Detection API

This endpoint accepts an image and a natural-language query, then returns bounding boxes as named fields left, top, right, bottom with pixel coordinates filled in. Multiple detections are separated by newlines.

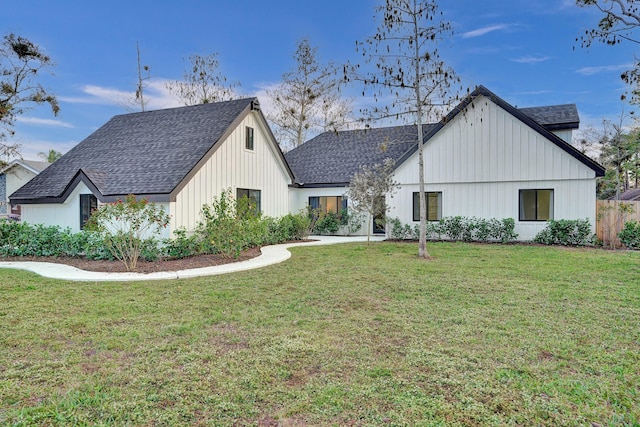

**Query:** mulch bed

left=0, top=247, right=262, bottom=274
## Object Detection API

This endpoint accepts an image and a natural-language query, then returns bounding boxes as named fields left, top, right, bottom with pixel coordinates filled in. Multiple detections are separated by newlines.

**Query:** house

left=11, top=86, right=605, bottom=242
left=286, top=86, right=605, bottom=240
left=10, top=98, right=294, bottom=238
left=0, top=159, right=50, bottom=220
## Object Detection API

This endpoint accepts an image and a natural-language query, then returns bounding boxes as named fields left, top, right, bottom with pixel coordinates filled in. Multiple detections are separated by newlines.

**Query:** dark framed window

left=519, top=189, right=553, bottom=221
left=412, top=192, right=442, bottom=222
left=309, top=196, right=347, bottom=215
left=245, top=126, right=254, bottom=150
left=237, top=188, right=261, bottom=215
left=80, top=194, right=97, bottom=230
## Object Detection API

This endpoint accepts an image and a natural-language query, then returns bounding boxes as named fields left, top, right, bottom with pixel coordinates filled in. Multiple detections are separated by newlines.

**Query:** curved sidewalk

left=0, top=235, right=385, bottom=282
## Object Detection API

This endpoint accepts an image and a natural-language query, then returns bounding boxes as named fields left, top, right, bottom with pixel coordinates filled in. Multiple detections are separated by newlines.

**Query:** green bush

left=163, top=228, right=200, bottom=259
left=0, top=220, right=88, bottom=257
left=196, top=190, right=243, bottom=257
left=83, top=231, right=115, bottom=260
left=86, top=194, right=170, bottom=270
left=533, top=219, right=594, bottom=246
left=386, top=216, right=518, bottom=243
left=387, top=217, right=414, bottom=240
left=313, top=211, right=340, bottom=234
left=0, top=191, right=320, bottom=263
left=194, top=190, right=313, bottom=258
left=276, top=212, right=311, bottom=241
left=618, top=221, right=640, bottom=249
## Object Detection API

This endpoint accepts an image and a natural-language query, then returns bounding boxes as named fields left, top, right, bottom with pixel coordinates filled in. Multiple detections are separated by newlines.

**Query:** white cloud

left=461, top=24, right=511, bottom=39
left=510, top=56, right=552, bottom=64
left=575, top=64, right=632, bottom=75
left=516, top=90, right=552, bottom=95
left=15, top=117, right=74, bottom=128
left=59, top=78, right=183, bottom=110
left=250, top=81, right=281, bottom=119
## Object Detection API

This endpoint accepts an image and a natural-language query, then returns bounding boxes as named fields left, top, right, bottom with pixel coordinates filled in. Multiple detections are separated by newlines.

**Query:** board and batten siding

left=20, top=181, right=92, bottom=233
left=388, top=95, right=597, bottom=241
left=171, top=112, right=291, bottom=233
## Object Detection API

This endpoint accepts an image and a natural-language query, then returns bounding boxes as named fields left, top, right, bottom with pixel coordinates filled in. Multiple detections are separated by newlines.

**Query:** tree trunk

left=413, top=5, right=429, bottom=259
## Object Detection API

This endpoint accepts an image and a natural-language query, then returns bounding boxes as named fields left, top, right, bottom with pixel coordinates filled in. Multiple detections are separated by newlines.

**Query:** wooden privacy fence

left=596, top=200, right=640, bottom=248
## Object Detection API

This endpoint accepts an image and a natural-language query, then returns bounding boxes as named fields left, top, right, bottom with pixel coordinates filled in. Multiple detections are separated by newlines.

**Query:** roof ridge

left=110, top=97, right=257, bottom=119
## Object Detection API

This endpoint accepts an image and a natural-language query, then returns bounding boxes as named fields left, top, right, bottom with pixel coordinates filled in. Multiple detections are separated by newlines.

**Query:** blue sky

left=2, top=0, right=635, bottom=159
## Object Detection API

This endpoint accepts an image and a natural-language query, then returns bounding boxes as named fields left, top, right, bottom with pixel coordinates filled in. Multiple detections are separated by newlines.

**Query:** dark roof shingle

left=285, top=124, right=437, bottom=186
left=518, top=104, right=579, bottom=130
left=11, top=98, right=256, bottom=202
left=285, top=86, right=604, bottom=186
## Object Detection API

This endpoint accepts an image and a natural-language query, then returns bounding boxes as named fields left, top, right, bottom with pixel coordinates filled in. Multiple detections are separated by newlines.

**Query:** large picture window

left=309, top=196, right=347, bottom=215
left=237, top=188, right=261, bottom=215
left=413, top=192, right=442, bottom=222
left=80, top=194, right=97, bottom=230
left=519, top=189, right=553, bottom=221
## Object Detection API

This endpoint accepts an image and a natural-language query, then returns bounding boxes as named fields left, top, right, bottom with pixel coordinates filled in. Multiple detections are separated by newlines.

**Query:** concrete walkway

left=0, top=235, right=386, bottom=282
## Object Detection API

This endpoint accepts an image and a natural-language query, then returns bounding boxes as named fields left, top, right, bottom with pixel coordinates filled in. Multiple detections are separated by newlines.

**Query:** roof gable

left=0, top=159, right=49, bottom=175
left=420, top=86, right=604, bottom=177
left=11, top=98, right=287, bottom=203
left=286, top=86, right=604, bottom=186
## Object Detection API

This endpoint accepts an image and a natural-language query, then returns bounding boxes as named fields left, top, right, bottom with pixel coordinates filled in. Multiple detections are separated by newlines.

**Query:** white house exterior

left=388, top=93, right=598, bottom=240
left=169, top=110, right=292, bottom=233
left=285, top=86, right=604, bottom=240
left=11, top=98, right=294, bottom=238
left=10, top=87, right=604, bottom=242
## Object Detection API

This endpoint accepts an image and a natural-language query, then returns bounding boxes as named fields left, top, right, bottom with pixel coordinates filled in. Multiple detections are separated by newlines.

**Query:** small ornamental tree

left=347, top=158, right=398, bottom=244
left=86, top=194, right=170, bottom=271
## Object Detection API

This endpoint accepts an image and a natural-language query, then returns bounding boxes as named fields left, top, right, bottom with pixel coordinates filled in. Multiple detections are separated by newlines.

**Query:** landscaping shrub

left=262, top=212, right=311, bottom=244
left=196, top=189, right=246, bottom=257
left=387, top=217, right=414, bottom=240
left=0, top=220, right=87, bottom=257
left=386, top=217, right=518, bottom=243
left=618, top=221, right=640, bottom=249
left=83, top=231, right=115, bottom=260
left=275, top=211, right=311, bottom=241
left=533, top=219, right=594, bottom=246
left=195, top=190, right=313, bottom=258
left=86, top=194, right=170, bottom=270
left=310, top=208, right=363, bottom=236
left=313, top=211, right=340, bottom=234
left=163, top=228, right=200, bottom=259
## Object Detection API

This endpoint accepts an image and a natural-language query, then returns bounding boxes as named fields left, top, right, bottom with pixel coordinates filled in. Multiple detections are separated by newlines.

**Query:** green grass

left=1, top=242, right=639, bottom=426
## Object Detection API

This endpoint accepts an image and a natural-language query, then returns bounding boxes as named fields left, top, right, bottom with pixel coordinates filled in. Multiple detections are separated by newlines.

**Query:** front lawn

left=0, top=242, right=638, bottom=426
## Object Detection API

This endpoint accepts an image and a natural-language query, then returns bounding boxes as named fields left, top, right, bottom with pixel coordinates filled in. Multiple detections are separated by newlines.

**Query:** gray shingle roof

left=11, top=98, right=258, bottom=202
left=518, top=104, right=579, bottom=130
left=285, top=86, right=604, bottom=186
left=285, top=124, right=437, bottom=186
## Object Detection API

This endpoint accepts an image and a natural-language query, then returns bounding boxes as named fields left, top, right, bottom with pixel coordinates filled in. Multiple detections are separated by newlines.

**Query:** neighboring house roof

left=0, top=159, right=50, bottom=175
left=286, top=85, right=604, bottom=187
left=11, top=98, right=293, bottom=204
left=615, top=188, right=640, bottom=201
